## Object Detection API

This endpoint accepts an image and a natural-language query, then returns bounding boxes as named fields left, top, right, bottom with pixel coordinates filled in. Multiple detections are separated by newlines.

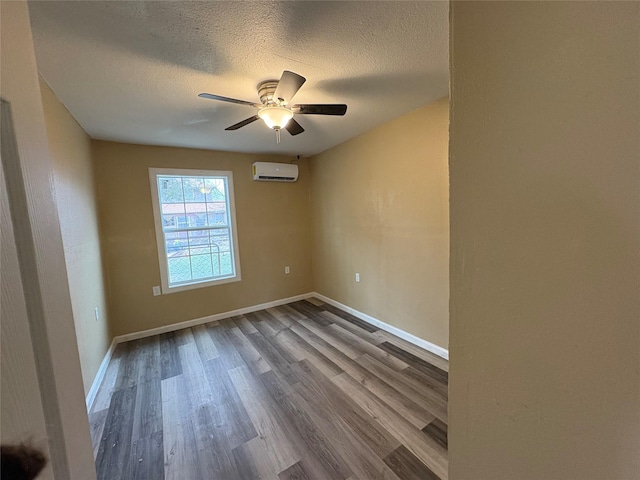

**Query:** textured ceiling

left=28, top=1, right=449, bottom=157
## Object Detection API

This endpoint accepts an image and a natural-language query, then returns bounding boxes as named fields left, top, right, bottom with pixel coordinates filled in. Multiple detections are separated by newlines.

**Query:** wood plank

left=245, top=331, right=303, bottom=386
left=244, top=311, right=279, bottom=337
left=422, top=419, right=448, bottom=449
left=113, top=341, right=142, bottom=390
left=332, top=373, right=448, bottom=480
left=291, top=382, right=400, bottom=480
left=278, top=327, right=344, bottom=378
left=131, top=337, right=162, bottom=441
left=300, top=299, right=326, bottom=312
left=206, top=323, right=245, bottom=370
left=383, top=444, right=441, bottom=480
left=304, top=297, right=325, bottom=307
left=159, top=331, right=182, bottom=380
left=325, top=322, right=409, bottom=371
left=297, top=318, right=362, bottom=359
left=131, top=377, right=162, bottom=441
left=191, top=403, right=244, bottom=479
left=266, top=308, right=296, bottom=327
left=174, top=327, right=195, bottom=346
left=356, top=354, right=448, bottom=423
left=287, top=301, right=332, bottom=327
left=225, top=325, right=272, bottom=375
left=131, top=430, right=164, bottom=480
left=178, top=336, right=215, bottom=408
left=288, top=322, right=355, bottom=373
left=202, top=357, right=258, bottom=449
left=377, top=341, right=448, bottom=383
left=89, top=408, right=108, bottom=459
left=264, top=328, right=305, bottom=364
left=373, top=331, right=449, bottom=373
left=232, top=441, right=269, bottom=480
left=95, top=386, right=137, bottom=480
left=268, top=328, right=307, bottom=363
left=233, top=314, right=259, bottom=335
left=290, top=322, right=433, bottom=429
left=336, top=355, right=435, bottom=430
left=252, top=309, right=287, bottom=333
left=92, top=356, right=120, bottom=412
left=320, top=310, right=384, bottom=345
left=271, top=304, right=306, bottom=321
left=402, top=365, right=448, bottom=399
left=161, top=375, right=202, bottom=480
left=278, top=461, right=312, bottom=480
left=192, top=324, right=220, bottom=361
left=294, top=360, right=401, bottom=459
left=228, top=365, right=299, bottom=474
left=259, top=369, right=353, bottom=480
left=323, top=304, right=379, bottom=333
left=137, top=336, right=161, bottom=381
left=358, top=355, right=448, bottom=410
left=242, top=436, right=285, bottom=480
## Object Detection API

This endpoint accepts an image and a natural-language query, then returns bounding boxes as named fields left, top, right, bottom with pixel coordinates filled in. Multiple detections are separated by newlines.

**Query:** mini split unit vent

left=252, top=162, right=298, bottom=182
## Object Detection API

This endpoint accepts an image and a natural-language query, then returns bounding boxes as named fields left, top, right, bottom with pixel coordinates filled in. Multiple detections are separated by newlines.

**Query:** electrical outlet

left=355, top=273, right=360, bottom=283
left=285, top=266, right=290, bottom=274
left=94, top=307, right=99, bottom=321
left=152, top=286, right=161, bottom=296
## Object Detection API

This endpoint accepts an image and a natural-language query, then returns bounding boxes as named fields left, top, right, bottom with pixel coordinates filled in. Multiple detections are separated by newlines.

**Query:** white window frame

left=149, top=167, right=242, bottom=294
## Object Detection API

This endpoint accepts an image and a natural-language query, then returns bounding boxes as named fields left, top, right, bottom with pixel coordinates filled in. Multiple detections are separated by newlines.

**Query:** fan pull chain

left=275, top=128, right=281, bottom=144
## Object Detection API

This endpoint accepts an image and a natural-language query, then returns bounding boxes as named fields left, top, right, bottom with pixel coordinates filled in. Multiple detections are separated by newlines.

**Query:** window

left=149, top=168, right=241, bottom=293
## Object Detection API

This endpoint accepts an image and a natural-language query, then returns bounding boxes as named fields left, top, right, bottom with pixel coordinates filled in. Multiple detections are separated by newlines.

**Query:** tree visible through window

left=149, top=168, right=241, bottom=293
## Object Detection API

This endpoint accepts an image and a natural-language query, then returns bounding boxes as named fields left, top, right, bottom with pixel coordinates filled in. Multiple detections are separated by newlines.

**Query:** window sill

left=160, top=274, right=241, bottom=295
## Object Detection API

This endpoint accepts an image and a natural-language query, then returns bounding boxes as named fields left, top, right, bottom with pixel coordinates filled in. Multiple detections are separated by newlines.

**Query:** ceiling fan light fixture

left=258, top=105, right=293, bottom=130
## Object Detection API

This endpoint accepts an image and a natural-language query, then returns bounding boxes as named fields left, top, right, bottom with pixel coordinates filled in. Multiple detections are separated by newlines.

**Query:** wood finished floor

left=89, top=299, right=449, bottom=480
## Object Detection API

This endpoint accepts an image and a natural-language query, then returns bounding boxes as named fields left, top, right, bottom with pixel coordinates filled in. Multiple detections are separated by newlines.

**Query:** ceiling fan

left=199, top=70, right=347, bottom=142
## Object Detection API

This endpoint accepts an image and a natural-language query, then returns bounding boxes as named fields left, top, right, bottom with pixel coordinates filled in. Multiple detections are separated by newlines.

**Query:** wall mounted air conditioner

left=252, top=162, right=298, bottom=182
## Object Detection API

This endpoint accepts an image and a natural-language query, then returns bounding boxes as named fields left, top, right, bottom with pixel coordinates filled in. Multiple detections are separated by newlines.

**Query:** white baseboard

left=114, top=292, right=313, bottom=344
left=85, top=337, right=117, bottom=411
left=311, top=292, right=449, bottom=360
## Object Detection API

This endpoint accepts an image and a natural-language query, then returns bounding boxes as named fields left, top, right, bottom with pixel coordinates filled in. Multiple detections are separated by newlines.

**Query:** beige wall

left=93, top=141, right=312, bottom=336
left=449, top=2, right=640, bottom=479
left=40, top=80, right=111, bottom=396
left=310, top=98, right=449, bottom=349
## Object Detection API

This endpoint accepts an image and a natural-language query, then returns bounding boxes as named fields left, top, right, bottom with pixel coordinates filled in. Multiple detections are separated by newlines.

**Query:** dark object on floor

left=1, top=444, right=47, bottom=480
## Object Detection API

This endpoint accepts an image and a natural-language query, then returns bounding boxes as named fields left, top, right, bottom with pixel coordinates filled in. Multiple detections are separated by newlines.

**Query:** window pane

left=165, top=231, right=189, bottom=257
left=185, top=202, right=207, bottom=214
left=206, top=202, right=228, bottom=226
left=188, top=230, right=210, bottom=256
left=220, top=252, right=233, bottom=276
left=211, top=229, right=231, bottom=253
left=168, top=257, right=191, bottom=283
left=182, top=177, right=208, bottom=203
left=162, top=215, right=176, bottom=229
left=158, top=177, right=184, bottom=203
left=191, top=255, right=213, bottom=280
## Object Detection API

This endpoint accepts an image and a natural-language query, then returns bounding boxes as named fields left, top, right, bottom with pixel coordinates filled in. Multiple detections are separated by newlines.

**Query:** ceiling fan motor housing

left=258, top=80, right=282, bottom=105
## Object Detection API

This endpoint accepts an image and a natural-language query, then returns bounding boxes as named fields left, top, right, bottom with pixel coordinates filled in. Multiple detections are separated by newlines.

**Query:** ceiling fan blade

left=285, top=118, right=305, bottom=136
left=198, top=93, right=258, bottom=107
left=292, top=104, right=347, bottom=116
left=274, top=71, right=306, bottom=104
left=225, top=115, right=260, bottom=131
